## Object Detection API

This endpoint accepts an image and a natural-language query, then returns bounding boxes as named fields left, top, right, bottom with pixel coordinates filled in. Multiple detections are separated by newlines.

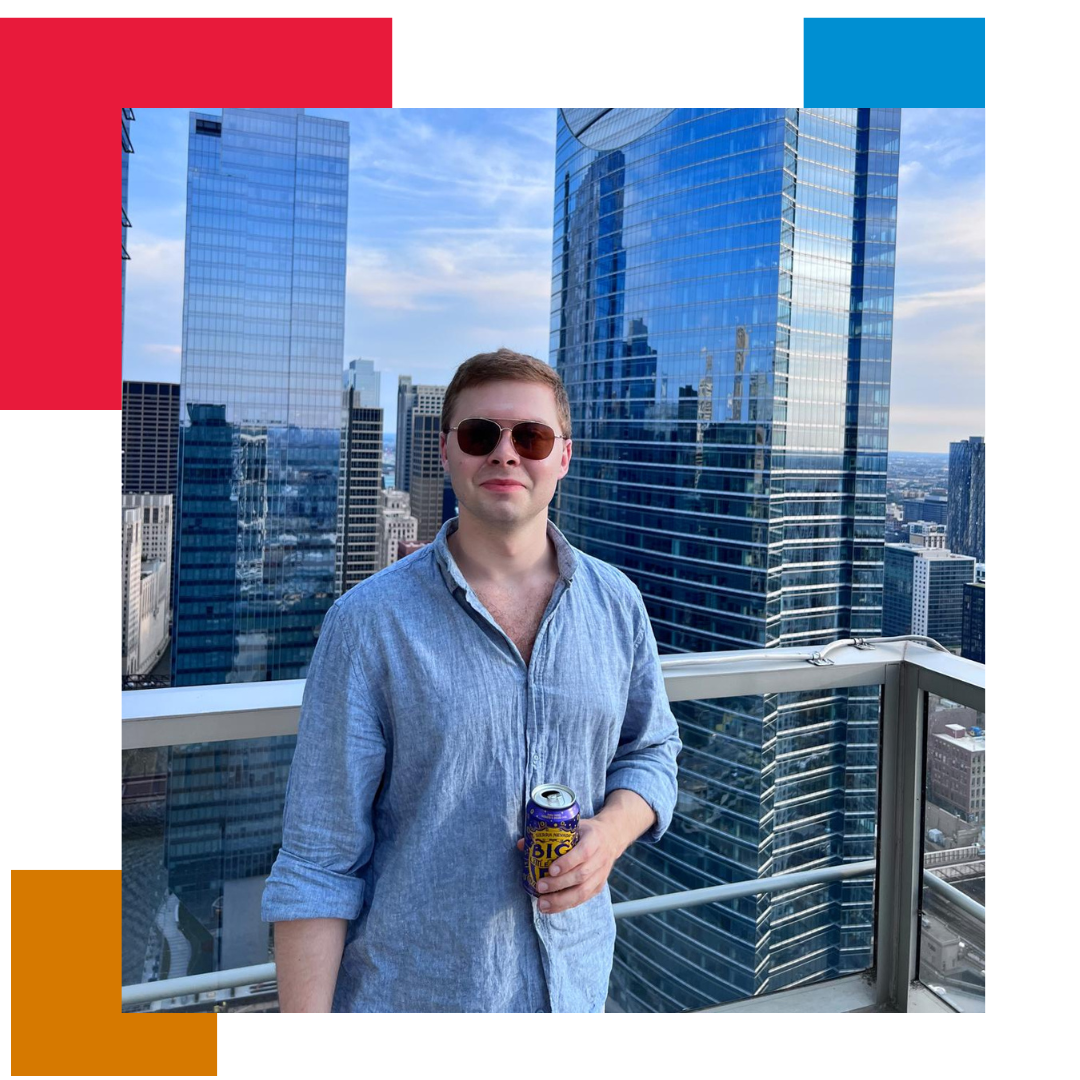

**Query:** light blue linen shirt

left=261, top=515, right=682, bottom=1012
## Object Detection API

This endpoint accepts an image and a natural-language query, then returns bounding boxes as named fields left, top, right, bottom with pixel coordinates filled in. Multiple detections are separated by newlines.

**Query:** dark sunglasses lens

left=457, top=418, right=501, bottom=455
left=513, top=423, right=555, bottom=459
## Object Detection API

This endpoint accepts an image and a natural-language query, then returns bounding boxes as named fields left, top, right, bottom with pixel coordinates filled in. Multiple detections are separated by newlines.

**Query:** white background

left=1, top=1, right=1055, bottom=1075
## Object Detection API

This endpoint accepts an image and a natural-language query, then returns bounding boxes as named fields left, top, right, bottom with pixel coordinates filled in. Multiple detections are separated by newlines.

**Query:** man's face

left=441, top=380, right=572, bottom=531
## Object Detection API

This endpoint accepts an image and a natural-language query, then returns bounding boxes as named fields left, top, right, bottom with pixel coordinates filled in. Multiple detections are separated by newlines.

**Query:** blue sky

left=122, top=108, right=984, bottom=451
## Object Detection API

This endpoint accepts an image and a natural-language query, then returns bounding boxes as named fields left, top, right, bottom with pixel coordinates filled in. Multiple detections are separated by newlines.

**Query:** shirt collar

left=433, top=515, right=577, bottom=594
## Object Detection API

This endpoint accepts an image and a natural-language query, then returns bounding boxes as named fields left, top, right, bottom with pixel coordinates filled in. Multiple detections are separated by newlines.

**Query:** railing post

left=875, top=657, right=925, bottom=1010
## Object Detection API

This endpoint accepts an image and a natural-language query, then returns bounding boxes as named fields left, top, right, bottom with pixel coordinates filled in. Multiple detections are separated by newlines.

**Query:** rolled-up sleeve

left=604, top=593, right=682, bottom=844
left=261, top=600, right=386, bottom=922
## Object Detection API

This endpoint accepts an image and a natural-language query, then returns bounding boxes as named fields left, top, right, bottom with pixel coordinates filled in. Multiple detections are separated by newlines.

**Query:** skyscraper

left=883, top=544, right=976, bottom=651
left=407, top=386, right=452, bottom=543
left=551, top=108, right=901, bottom=1008
left=122, top=108, right=134, bottom=343
left=172, top=108, right=348, bottom=686
left=336, top=393, right=384, bottom=593
left=168, top=109, right=349, bottom=958
left=396, top=376, right=416, bottom=492
left=948, top=436, right=985, bottom=561
left=122, top=381, right=181, bottom=498
left=961, top=581, right=985, bottom=663
left=344, top=358, right=381, bottom=406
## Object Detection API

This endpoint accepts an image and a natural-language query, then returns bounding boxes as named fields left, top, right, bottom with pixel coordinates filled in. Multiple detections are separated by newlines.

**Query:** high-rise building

left=123, top=493, right=175, bottom=628
left=344, top=358, right=381, bottom=406
left=122, top=508, right=142, bottom=676
left=902, top=496, right=948, bottom=525
left=168, top=109, right=349, bottom=958
left=397, top=379, right=445, bottom=495
left=408, top=388, right=452, bottom=543
left=961, top=581, right=985, bottom=663
left=883, top=544, right=976, bottom=651
left=947, top=436, right=985, bottom=561
left=551, top=108, right=901, bottom=1008
left=376, top=488, right=419, bottom=570
left=396, top=376, right=416, bottom=492
left=336, top=393, right=384, bottom=593
left=122, top=382, right=181, bottom=498
left=122, top=108, right=134, bottom=343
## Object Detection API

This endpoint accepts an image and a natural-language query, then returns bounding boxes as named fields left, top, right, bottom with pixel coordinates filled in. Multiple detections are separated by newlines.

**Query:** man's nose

left=488, top=427, right=519, bottom=463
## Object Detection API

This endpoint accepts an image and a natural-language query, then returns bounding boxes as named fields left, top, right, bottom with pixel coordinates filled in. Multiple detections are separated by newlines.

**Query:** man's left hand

left=515, top=816, right=624, bottom=914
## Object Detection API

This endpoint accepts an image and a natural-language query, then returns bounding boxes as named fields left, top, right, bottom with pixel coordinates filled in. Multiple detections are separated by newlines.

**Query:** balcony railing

left=122, top=637, right=984, bottom=1013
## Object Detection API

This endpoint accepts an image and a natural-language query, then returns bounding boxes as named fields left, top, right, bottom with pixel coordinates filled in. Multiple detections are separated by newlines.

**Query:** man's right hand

left=274, top=918, right=347, bottom=1012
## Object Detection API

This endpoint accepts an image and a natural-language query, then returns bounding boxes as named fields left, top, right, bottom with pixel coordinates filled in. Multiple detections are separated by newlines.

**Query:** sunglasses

left=449, top=417, right=568, bottom=460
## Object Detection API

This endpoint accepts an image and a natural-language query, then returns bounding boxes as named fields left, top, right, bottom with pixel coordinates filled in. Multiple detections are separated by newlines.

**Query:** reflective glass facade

left=550, top=108, right=900, bottom=1009
left=168, top=109, right=349, bottom=956
left=947, top=436, right=985, bottom=561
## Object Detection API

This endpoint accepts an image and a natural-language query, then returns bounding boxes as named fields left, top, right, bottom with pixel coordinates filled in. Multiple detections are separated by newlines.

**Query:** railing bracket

left=808, top=653, right=834, bottom=667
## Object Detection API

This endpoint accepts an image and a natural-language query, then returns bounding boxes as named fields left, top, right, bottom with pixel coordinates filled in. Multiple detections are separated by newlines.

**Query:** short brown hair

left=441, top=348, right=572, bottom=439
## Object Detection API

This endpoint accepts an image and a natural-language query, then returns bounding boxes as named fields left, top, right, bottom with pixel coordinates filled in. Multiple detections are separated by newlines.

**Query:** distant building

left=883, top=544, right=977, bottom=651
left=408, top=389, right=452, bottom=543
left=344, top=358, right=381, bottom=406
left=397, top=539, right=426, bottom=560
left=975, top=563, right=986, bottom=584
left=947, top=436, right=985, bottom=561
left=376, top=489, right=419, bottom=570
left=123, top=493, right=175, bottom=631
left=902, top=495, right=948, bottom=525
left=396, top=377, right=416, bottom=492
left=122, top=508, right=142, bottom=676
left=961, top=581, right=985, bottom=663
left=138, top=559, right=169, bottom=674
left=122, top=382, right=180, bottom=498
left=336, top=391, right=384, bottom=593
left=926, top=725, right=985, bottom=824
left=906, top=521, right=948, bottom=549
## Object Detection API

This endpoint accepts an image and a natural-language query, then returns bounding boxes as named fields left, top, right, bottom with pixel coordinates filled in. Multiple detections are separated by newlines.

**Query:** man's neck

left=448, top=510, right=558, bottom=589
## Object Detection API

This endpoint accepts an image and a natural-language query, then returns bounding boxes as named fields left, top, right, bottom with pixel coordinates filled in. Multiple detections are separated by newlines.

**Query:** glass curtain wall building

left=550, top=108, right=900, bottom=1009
left=947, top=436, right=985, bottom=561
left=168, top=109, right=349, bottom=958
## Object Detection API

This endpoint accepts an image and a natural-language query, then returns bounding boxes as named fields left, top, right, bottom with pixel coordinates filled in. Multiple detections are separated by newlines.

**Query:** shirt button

left=532, top=753, right=539, bottom=764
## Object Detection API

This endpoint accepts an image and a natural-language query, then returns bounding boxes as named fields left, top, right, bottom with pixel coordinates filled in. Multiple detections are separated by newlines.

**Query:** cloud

left=125, top=237, right=184, bottom=286
left=894, top=282, right=985, bottom=319
left=348, top=235, right=551, bottom=313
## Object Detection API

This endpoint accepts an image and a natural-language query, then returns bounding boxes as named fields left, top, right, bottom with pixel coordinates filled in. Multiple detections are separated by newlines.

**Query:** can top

left=531, top=783, right=577, bottom=810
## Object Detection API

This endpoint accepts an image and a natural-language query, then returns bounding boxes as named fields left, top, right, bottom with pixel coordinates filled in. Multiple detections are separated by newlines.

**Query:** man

left=262, top=348, right=682, bottom=1012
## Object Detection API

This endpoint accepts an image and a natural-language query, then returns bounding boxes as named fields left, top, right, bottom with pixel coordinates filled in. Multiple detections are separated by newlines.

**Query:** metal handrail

left=121, top=856, right=983, bottom=1008
left=923, top=867, right=986, bottom=923
left=122, top=859, right=876, bottom=1006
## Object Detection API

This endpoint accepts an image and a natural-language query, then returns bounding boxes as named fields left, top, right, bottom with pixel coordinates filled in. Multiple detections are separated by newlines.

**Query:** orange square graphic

left=12, top=871, right=217, bottom=1076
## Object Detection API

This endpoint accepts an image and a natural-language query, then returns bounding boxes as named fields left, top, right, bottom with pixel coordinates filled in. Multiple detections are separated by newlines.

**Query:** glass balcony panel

left=918, top=692, right=985, bottom=1012
left=122, top=738, right=292, bottom=1013
left=608, top=683, right=880, bottom=1012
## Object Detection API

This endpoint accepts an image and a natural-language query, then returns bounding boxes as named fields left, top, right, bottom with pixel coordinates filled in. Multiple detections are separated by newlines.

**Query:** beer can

left=523, top=783, right=580, bottom=897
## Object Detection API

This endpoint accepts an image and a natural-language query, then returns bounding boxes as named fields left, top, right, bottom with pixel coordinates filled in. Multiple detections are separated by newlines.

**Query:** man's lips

left=480, top=480, right=525, bottom=489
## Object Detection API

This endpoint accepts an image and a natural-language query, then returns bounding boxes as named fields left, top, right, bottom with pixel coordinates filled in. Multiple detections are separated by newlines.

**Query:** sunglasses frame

left=448, top=417, right=569, bottom=460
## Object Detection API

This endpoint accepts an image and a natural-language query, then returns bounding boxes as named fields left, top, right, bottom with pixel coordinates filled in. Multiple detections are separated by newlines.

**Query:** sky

left=122, top=107, right=984, bottom=451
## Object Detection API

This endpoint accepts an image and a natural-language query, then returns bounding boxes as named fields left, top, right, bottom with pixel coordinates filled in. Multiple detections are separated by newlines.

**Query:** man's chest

left=472, top=580, right=555, bottom=665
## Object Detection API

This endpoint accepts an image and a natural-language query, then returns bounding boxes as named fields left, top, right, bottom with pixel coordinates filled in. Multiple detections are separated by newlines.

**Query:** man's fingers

left=538, top=881, right=596, bottom=914
left=536, top=861, right=591, bottom=895
left=516, top=837, right=525, bottom=852
left=546, top=835, right=594, bottom=880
